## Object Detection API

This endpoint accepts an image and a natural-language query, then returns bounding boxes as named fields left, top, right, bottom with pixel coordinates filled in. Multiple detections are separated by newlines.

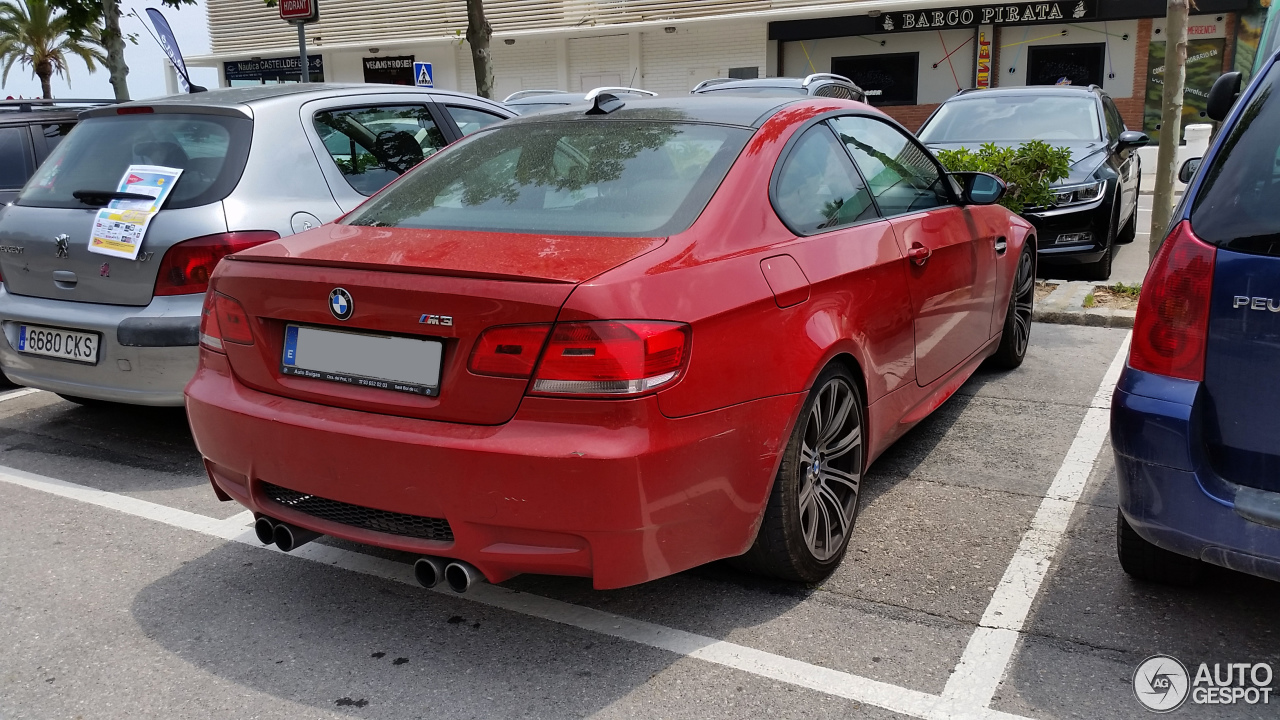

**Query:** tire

left=988, top=243, right=1035, bottom=370
left=1084, top=204, right=1118, bottom=281
left=733, top=364, right=865, bottom=583
left=1116, top=510, right=1204, bottom=586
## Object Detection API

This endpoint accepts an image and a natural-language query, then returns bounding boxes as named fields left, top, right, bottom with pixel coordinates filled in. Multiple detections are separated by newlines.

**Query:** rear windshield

left=918, top=95, right=1102, bottom=142
left=1191, top=61, right=1280, bottom=255
left=344, top=120, right=749, bottom=237
left=17, top=113, right=252, bottom=210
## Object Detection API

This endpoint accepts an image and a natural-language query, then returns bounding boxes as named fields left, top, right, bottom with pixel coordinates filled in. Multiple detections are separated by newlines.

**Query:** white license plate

left=16, top=325, right=99, bottom=364
left=281, top=324, right=442, bottom=396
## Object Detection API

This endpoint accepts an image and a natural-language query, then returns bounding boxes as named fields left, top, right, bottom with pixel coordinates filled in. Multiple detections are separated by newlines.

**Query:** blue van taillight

left=1131, top=221, right=1216, bottom=381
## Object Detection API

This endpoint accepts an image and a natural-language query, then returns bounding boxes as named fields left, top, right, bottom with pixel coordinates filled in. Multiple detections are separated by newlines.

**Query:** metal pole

left=297, top=22, right=308, bottom=83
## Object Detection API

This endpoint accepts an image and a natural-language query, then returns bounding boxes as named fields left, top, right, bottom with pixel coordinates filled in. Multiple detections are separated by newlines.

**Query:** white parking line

left=0, top=387, right=42, bottom=402
left=0, top=463, right=1034, bottom=720
left=0, top=334, right=1132, bottom=720
left=941, top=333, right=1132, bottom=708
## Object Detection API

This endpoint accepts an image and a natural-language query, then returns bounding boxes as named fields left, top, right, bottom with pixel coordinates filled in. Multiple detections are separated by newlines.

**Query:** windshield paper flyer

left=87, top=165, right=183, bottom=260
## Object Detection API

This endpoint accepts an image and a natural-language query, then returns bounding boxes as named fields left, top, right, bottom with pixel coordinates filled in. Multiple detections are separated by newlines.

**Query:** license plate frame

left=280, top=324, right=442, bottom=397
left=16, top=324, right=101, bottom=365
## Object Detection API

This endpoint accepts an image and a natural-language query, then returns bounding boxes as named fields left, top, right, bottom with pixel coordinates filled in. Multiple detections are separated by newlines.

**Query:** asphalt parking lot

left=2, top=323, right=1276, bottom=720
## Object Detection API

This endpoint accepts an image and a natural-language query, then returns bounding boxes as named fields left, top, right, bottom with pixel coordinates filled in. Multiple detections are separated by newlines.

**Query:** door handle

left=907, top=242, right=931, bottom=266
left=995, top=236, right=1008, bottom=255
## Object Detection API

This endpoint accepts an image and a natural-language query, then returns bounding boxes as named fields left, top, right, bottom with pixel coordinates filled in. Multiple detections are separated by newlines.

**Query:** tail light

left=199, top=292, right=254, bottom=351
left=469, top=324, right=552, bottom=378
left=154, top=232, right=279, bottom=296
left=1130, top=221, right=1215, bottom=381
left=530, top=321, right=690, bottom=397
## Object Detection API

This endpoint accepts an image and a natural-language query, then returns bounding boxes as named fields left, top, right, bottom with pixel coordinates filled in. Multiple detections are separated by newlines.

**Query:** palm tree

left=0, top=0, right=104, bottom=99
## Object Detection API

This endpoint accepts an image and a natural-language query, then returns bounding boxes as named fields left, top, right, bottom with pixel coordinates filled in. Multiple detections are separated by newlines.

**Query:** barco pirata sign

left=877, top=1, right=1095, bottom=32
left=279, top=0, right=318, bottom=23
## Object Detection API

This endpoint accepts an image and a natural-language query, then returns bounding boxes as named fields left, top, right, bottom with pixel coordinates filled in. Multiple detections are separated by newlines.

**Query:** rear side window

left=773, top=125, right=876, bottom=234
left=17, top=113, right=251, bottom=210
left=445, top=105, right=506, bottom=136
left=830, top=115, right=950, bottom=216
left=43, top=122, right=74, bottom=154
left=344, top=120, right=749, bottom=237
left=0, top=127, right=32, bottom=189
left=1191, top=62, right=1280, bottom=255
left=313, top=105, right=448, bottom=196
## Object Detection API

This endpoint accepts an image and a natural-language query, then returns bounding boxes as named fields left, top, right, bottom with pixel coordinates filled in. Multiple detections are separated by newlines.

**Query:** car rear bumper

left=0, top=286, right=202, bottom=405
left=1112, top=366, right=1280, bottom=582
left=186, top=350, right=802, bottom=589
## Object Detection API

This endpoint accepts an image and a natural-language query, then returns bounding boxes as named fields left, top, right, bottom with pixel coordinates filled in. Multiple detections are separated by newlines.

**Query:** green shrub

left=934, top=141, right=1073, bottom=214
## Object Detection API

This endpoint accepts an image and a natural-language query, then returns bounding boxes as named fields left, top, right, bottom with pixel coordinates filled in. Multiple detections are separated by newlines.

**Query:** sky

left=1, top=0, right=217, bottom=100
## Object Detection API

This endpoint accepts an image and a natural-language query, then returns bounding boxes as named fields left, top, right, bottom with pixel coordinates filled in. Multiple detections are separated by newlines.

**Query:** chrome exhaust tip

left=253, top=516, right=277, bottom=545
left=413, top=556, right=448, bottom=589
left=444, top=561, right=484, bottom=593
left=273, top=522, right=320, bottom=552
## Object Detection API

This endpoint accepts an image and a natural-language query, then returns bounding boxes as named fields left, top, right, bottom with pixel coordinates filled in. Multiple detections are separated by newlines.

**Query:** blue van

left=1112, top=49, right=1280, bottom=585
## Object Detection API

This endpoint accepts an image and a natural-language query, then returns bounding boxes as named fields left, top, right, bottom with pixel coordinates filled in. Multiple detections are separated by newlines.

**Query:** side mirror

left=1207, top=71, right=1243, bottom=122
left=951, top=172, right=1006, bottom=205
left=1178, top=157, right=1203, bottom=184
left=1117, top=130, right=1150, bottom=149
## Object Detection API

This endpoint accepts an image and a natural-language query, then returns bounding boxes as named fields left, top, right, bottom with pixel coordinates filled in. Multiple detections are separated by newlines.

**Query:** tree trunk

left=101, top=0, right=130, bottom=102
left=38, top=70, right=52, bottom=99
left=1150, top=0, right=1189, bottom=261
left=465, top=0, right=494, bottom=99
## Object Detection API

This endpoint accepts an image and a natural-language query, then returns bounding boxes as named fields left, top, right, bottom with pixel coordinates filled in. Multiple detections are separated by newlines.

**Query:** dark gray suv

left=691, top=73, right=865, bottom=102
left=0, top=99, right=112, bottom=204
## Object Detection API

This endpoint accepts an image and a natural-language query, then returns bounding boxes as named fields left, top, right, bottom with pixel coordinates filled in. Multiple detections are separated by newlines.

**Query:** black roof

left=502, top=95, right=808, bottom=128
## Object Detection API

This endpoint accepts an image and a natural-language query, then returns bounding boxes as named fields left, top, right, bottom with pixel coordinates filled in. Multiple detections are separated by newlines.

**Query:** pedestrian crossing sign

left=414, top=62, right=433, bottom=87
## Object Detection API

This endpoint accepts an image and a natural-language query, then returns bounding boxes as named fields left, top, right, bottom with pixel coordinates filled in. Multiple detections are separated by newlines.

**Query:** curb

left=1033, top=281, right=1136, bottom=329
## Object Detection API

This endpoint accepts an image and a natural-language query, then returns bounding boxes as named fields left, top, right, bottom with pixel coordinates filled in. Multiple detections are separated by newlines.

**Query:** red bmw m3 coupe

left=186, top=94, right=1035, bottom=590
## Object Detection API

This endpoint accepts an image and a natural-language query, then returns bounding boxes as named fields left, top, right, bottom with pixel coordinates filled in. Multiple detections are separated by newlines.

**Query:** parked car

left=1113, top=50, right=1280, bottom=586
left=0, top=84, right=515, bottom=406
left=503, top=87, right=657, bottom=114
left=691, top=73, right=865, bottom=102
left=0, top=98, right=112, bottom=204
left=918, top=85, right=1147, bottom=280
left=187, top=93, right=1035, bottom=590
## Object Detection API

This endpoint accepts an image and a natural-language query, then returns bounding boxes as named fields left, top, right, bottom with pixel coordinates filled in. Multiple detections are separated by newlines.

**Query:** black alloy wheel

left=989, top=243, right=1035, bottom=370
left=733, top=364, right=865, bottom=583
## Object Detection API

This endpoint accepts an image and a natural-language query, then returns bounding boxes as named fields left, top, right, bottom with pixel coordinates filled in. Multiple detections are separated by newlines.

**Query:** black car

left=691, top=73, right=865, bottom=102
left=917, top=85, right=1147, bottom=280
left=0, top=99, right=112, bottom=204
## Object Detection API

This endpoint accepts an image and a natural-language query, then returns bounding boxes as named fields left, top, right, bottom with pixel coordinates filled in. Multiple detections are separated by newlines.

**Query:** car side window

left=829, top=115, right=950, bottom=217
left=313, top=105, right=448, bottom=196
left=42, top=123, right=75, bottom=156
left=1103, top=98, right=1124, bottom=140
left=773, top=124, right=878, bottom=235
left=0, top=127, right=33, bottom=189
left=445, top=105, right=506, bottom=137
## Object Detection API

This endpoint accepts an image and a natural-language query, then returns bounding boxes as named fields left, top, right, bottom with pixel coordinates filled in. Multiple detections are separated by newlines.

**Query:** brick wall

left=878, top=103, right=940, bottom=133
left=1114, top=18, right=1154, bottom=132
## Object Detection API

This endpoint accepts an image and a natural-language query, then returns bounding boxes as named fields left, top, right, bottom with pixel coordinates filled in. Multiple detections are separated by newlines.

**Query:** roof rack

left=503, top=89, right=570, bottom=102
left=802, top=73, right=853, bottom=88
left=690, top=78, right=734, bottom=93
left=0, top=98, right=115, bottom=113
left=584, top=86, right=656, bottom=100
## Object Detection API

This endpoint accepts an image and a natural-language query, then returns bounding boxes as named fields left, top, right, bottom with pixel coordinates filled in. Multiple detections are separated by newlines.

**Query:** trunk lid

left=0, top=203, right=227, bottom=305
left=1, top=108, right=252, bottom=305
left=1203, top=249, right=1280, bottom=493
left=217, top=225, right=665, bottom=424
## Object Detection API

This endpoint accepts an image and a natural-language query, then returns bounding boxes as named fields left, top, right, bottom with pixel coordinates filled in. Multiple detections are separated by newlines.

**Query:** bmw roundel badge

left=329, top=288, right=354, bottom=320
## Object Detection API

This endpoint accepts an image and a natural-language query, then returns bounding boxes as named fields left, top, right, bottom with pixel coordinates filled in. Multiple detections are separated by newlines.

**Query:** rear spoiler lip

left=225, top=253, right=578, bottom=284
left=80, top=103, right=253, bottom=121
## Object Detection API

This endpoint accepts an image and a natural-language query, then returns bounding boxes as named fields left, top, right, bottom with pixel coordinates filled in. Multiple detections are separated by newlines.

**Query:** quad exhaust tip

left=414, top=556, right=448, bottom=589
left=253, top=516, right=277, bottom=545
left=273, top=521, right=320, bottom=552
left=445, top=561, right=484, bottom=593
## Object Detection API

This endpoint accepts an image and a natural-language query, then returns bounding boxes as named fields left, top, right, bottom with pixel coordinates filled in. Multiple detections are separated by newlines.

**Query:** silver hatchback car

left=0, top=83, right=514, bottom=405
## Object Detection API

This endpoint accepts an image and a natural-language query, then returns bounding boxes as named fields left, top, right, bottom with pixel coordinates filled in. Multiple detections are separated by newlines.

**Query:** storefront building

left=190, top=0, right=1269, bottom=136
